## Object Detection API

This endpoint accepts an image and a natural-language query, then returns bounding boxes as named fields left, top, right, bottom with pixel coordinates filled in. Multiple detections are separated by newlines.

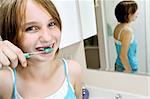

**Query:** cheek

left=21, top=34, right=37, bottom=51
left=53, top=28, right=61, bottom=42
left=56, top=32, right=61, bottom=45
left=57, top=32, right=61, bottom=41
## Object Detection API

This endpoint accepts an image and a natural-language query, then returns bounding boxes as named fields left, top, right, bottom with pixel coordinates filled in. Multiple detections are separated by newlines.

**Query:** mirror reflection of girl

left=0, top=0, right=82, bottom=99
left=114, top=0, right=139, bottom=73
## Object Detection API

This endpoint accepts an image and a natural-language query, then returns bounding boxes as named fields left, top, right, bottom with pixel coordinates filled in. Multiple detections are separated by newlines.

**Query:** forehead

left=25, top=0, right=52, bottom=22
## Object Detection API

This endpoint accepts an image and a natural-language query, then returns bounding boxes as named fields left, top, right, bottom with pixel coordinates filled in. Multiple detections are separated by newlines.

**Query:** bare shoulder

left=66, top=59, right=82, bottom=98
left=65, top=59, right=82, bottom=83
left=67, top=59, right=82, bottom=75
left=0, top=67, right=13, bottom=98
left=123, top=26, right=133, bottom=34
left=118, top=26, right=132, bottom=42
left=114, top=24, right=132, bottom=34
left=122, top=28, right=132, bottom=39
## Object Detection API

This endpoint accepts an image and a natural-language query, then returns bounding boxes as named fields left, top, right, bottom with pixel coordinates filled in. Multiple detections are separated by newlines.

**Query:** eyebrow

left=24, top=22, right=38, bottom=26
left=22, top=18, right=55, bottom=28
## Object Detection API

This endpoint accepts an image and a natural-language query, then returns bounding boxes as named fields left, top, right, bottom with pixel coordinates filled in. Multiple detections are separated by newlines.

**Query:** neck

left=121, top=22, right=130, bottom=25
left=17, top=60, right=59, bottom=81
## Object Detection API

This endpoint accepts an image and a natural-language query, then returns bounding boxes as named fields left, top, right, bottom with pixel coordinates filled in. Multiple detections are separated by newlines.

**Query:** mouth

left=35, top=43, right=54, bottom=52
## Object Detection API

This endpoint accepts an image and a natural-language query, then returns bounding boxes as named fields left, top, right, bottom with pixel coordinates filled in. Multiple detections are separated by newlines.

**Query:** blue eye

left=48, top=21, right=56, bottom=29
left=25, top=26, right=39, bottom=33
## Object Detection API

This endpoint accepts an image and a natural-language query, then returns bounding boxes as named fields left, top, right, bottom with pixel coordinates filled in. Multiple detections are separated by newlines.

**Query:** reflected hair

left=115, top=0, right=138, bottom=23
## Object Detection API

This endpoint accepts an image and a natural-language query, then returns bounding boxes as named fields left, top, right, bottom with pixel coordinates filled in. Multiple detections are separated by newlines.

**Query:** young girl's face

left=21, top=0, right=61, bottom=61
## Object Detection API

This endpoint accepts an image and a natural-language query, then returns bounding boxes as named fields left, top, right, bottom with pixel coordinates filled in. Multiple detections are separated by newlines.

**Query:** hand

left=124, top=68, right=132, bottom=73
left=0, top=40, right=27, bottom=68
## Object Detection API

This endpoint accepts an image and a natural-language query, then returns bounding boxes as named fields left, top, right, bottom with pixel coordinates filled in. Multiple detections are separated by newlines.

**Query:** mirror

left=83, top=0, right=150, bottom=75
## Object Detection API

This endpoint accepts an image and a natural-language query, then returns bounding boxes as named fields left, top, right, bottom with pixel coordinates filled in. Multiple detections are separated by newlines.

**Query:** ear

left=127, top=14, right=133, bottom=22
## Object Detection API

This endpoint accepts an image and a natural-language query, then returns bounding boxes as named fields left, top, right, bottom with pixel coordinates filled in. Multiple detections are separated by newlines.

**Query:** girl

left=114, top=0, right=139, bottom=73
left=0, top=0, right=82, bottom=99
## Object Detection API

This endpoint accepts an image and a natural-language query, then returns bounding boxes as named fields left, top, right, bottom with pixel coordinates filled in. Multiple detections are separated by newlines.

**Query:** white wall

left=52, top=0, right=82, bottom=49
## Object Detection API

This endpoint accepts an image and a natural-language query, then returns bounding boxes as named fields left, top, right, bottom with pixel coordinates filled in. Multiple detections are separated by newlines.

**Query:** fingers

left=3, top=51, right=19, bottom=68
left=0, top=62, right=1, bottom=67
left=0, top=40, right=27, bottom=68
left=3, top=40, right=27, bottom=67
left=0, top=46, right=11, bottom=66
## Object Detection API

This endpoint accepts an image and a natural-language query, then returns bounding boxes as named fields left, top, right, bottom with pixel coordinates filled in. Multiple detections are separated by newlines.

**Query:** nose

left=39, top=28, right=53, bottom=43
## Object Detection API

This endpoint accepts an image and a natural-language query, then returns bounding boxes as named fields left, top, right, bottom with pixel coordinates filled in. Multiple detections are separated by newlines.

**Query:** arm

left=68, top=60, right=82, bottom=99
left=0, top=68, right=14, bottom=99
left=120, top=30, right=132, bottom=73
left=0, top=40, right=26, bottom=98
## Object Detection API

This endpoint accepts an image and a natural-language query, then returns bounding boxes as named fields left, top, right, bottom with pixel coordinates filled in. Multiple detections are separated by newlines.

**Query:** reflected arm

left=120, top=30, right=132, bottom=73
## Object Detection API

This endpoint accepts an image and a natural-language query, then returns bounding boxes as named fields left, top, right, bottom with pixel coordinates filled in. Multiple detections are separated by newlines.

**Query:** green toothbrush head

left=44, top=47, right=54, bottom=53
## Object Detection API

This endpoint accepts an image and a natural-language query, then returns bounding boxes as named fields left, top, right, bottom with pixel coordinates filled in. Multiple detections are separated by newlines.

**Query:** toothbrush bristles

left=44, top=47, right=53, bottom=53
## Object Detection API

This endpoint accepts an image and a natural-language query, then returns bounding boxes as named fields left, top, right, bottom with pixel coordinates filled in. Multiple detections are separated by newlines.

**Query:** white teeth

left=36, top=44, right=54, bottom=51
left=37, top=48, right=45, bottom=51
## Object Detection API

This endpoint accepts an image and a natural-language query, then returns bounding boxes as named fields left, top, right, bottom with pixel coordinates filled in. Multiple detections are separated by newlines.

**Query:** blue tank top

left=115, top=29, right=138, bottom=72
left=12, top=58, right=77, bottom=99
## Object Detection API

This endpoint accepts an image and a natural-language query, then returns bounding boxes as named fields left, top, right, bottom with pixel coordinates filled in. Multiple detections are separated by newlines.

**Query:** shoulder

left=63, top=59, right=82, bottom=82
left=123, top=26, right=133, bottom=34
left=114, top=24, right=132, bottom=39
left=66, top=59, right=82, bottom=76
left=120, top=27, right=133, bottom=42
left=0, top=67, right=13, bottom=98
left=65, top=59, right=82, bottom=98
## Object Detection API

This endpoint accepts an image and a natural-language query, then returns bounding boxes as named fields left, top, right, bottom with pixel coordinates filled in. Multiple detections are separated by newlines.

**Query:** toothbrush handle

left=24, top=53, right=30, bottom=59
left=23, top=48, right=53, bottom=59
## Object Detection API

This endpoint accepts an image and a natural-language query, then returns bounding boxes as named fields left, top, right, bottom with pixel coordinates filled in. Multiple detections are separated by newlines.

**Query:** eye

left=48, top=21, right=56, bottom=29
left=25, top=26, right=39, bottom=33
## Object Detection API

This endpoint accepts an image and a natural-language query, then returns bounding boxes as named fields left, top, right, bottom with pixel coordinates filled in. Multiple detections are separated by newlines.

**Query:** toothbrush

left=24, top=47, right=54, bottom=59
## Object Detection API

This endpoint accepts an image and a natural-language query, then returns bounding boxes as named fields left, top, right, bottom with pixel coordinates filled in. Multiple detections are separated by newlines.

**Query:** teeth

left=36, top=47, right=51, bottom=51
left=36, top=47, right=45, bottom=51
left=36, top=44, right=54, bottom=51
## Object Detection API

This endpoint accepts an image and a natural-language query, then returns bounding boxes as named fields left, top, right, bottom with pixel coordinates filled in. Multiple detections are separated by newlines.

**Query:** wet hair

left=0, top=0, right=62, bottom=47
left=115, top=0, right=138, bottom=23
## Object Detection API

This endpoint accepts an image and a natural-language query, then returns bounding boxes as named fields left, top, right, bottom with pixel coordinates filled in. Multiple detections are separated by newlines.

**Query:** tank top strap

left=118, top=27, right=134, bottom=41
left=62, top=58, right=69, bottom=82
left=7, top=67, right=17, bottom=99
left=118, top=28, right=134, bottom=43
left=117, top=28, right=125, bottom=40
left=13, top=68, right=17, bottom=99
left=62, top=58, right=76, bottom=99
